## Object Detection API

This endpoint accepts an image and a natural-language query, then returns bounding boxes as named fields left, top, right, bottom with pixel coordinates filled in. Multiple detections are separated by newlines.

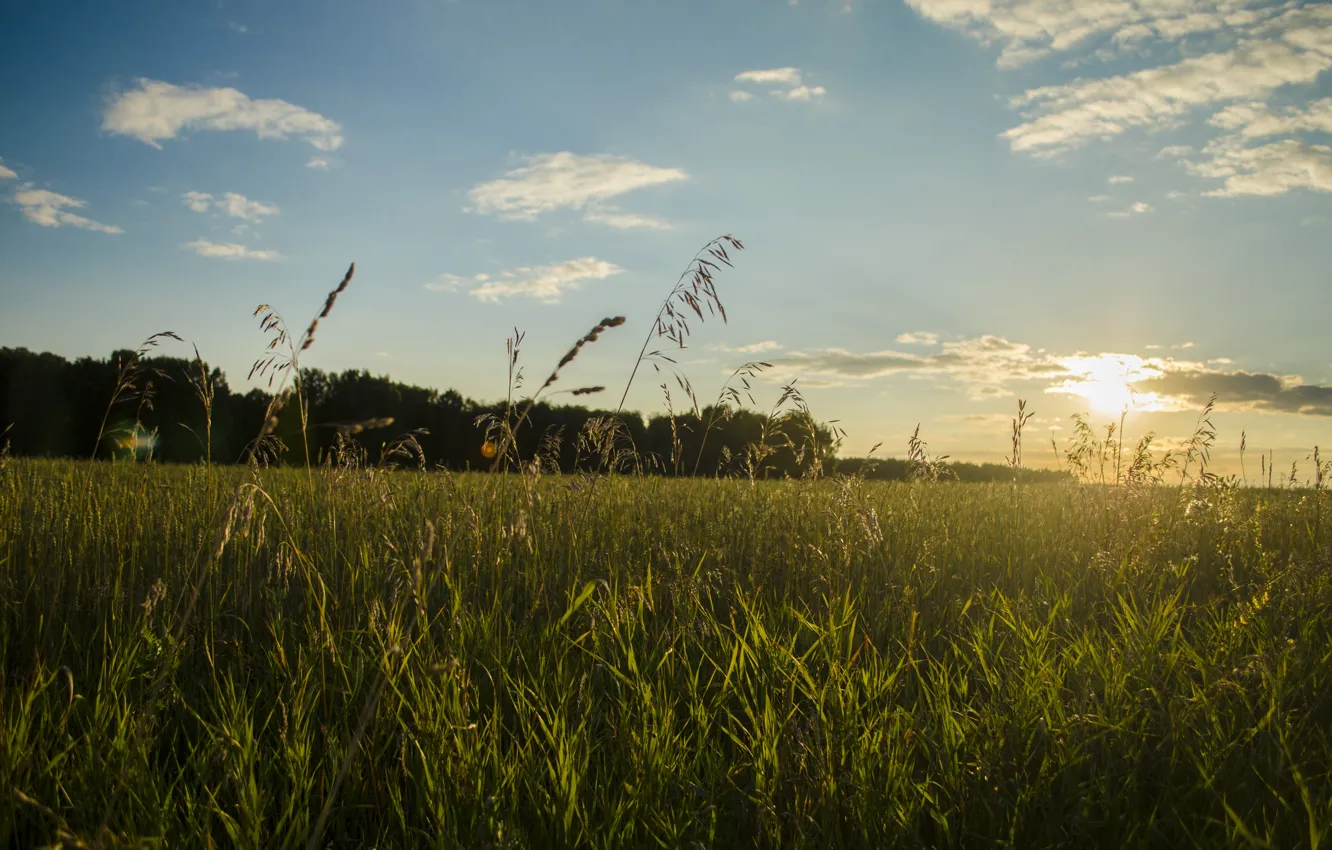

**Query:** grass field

left=2, top=457, right=1330, bottom=848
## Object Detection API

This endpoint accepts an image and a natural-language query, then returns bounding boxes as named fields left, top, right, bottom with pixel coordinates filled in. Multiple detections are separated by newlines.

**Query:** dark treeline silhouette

left=0, top=346, right=1066, bottom=482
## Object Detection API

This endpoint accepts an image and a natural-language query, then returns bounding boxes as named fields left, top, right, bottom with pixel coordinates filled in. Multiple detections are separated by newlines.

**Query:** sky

left=1, top=0, right=1330, bottom=474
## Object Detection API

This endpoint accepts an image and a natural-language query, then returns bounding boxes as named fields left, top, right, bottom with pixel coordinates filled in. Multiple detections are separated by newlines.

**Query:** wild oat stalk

left=91, top=331, right=183, bottom=459
left=249, top=261, right=356, bottom=471
left=1009, top=398, right=1033, bottom=479
left=1179, top=393, right=1218, bottom=487
left=1063, top=414, right=1098, bottom=484
left=907, top=424, right=954, bottom=482
left=692, top=361, right=771, bottom=476
left=485, top=317, right=626, bottom=473
left=617, top=235, right=743, bottom=413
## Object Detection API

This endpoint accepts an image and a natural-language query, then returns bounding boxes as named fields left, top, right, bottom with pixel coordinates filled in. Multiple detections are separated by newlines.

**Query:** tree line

left=0, top=345, right=1067, bottom=482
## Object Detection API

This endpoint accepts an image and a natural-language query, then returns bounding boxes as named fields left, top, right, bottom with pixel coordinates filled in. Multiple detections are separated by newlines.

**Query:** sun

left=1078, top=377, right=1135, bottom=415
left=1049, top=353, right=1166, bottom=415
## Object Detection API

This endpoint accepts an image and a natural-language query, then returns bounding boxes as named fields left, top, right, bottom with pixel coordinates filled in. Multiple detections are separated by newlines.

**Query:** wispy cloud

left=425, top=257, right=624, bottom=304
left=736, top=68, right=804, bottom=86
left=0, top=159, right=16, bottom=180
left=715, top=340, right=784, bottom=354
left=582, top=205, right=674, bottom=231
left=771, top=335, right=1056, bottom=398
left=103, top=79, right=343, bottom=151
left=1187, top=135, right=1332, bottom=197
left=306, top=156, right=330, bottom=171
left=467, top=152, right=685, bottom=227
left=896, top=331, right=940, bottom=345
left=182, top=191, right=279, bottom=222
left=905, top=0, right=1300, bottom=70
left=1108, top=200, right=1153, bottom=217
left=732, top=67, right=827, bottom=101
left=13, top=187, right=123, bottom=233
left=768, top=333, right=1332, bottom=416
left=908, top=1, right=1332, bottom=198
left=1108, top=175, right=1135, bottom=184
left=181, top=239, right=282, bottom=261
left=1158, top=145, right=1195, bottom=159
left=1004, top=38, right=1329, bottom=156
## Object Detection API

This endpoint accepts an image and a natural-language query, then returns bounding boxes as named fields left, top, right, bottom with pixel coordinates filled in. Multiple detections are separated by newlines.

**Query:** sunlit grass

left=2, top=458, right=1330, bottom=848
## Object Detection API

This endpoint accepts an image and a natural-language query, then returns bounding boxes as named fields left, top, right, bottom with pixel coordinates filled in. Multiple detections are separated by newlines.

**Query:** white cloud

left=425, top=257, right=624, bottom=304
left=909, top=0, right=1332, bottom=201
left=1163, top=96, right=1332, bottom=196
left=1106, top=200, right=1153, bottom=217
left=735, top=67, right=804, bottom=86
left=103, top=79, right=343, bottom=151
left=904, top=0, right=1295, bottom=69
left=716, top=340, right=784, bottom=354
left=182, top=191, right=280, bottom=221
left=780, top=85, right=828, bottom=101
left=771, top=335, right=1058, bottom=398
left=896, top=331, right=940, bottom=345
left=0, top=159, right=16, bottom=180
left=1189, top=135, right=1332, bottom=196
left=182, top=239, right=282, bottom=261
left=423, top=273, right=473, bottom=293
left=733, top=67, right=827, bottom=101
left=1158, top=144, right=1195, bottom=159
left=306, top=156, right=330, bottom=170
left=582, top=205, right=674, bottom=231
left=1004, top=39, right=1332, bottom=155
left=1108, top=175, right=1135, bottom=184
left=1209, top=97, right=1332, bottom=138
left=182, top=191, right=212, bottom=213
left=1088, top=194, right=1112, bottom=202
left=13, top=187, right=123, bottom=233
left=467, top=152, right=686, bottom=225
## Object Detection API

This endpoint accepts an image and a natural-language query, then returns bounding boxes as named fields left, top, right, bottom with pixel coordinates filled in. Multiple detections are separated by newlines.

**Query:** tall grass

left=2, top=463, right=1330, bottom=847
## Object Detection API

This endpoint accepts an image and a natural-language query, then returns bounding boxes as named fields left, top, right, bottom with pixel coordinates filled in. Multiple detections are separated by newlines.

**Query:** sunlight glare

left=1047, top=353, right=1177, bottom=415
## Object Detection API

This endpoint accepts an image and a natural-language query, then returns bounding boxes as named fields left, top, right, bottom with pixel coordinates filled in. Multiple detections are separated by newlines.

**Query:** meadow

left=2, top=246, right=1331, bottom=848
left=2, top=458, right=1331, bottom=848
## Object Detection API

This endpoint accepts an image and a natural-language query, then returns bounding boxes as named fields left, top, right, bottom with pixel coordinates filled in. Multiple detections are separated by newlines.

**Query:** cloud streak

left=425, top=257, right=624, bottom=304
left=909, top=1, right=1332, bottom=197
left=467, top=152, right=685, bottom=228
left=182, top=191, right=280, bottom=222
left=13, top=188, right=123, bottom=233
left=103, top=79, right=343, bottom=151
left=181, top=240, right=282, bottom=261
left=732, top=67, right=827, bottom=101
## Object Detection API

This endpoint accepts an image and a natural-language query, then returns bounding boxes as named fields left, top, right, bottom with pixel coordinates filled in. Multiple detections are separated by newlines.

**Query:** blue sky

left=2, top=0, right=1330, bottom=471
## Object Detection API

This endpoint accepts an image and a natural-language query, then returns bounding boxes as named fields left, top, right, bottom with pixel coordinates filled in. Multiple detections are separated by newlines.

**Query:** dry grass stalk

left=484, top=317, right=626, bottom=473
left=302, top=261, right=355, bottom=351
left=617, top=235, right=743, bottom=412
